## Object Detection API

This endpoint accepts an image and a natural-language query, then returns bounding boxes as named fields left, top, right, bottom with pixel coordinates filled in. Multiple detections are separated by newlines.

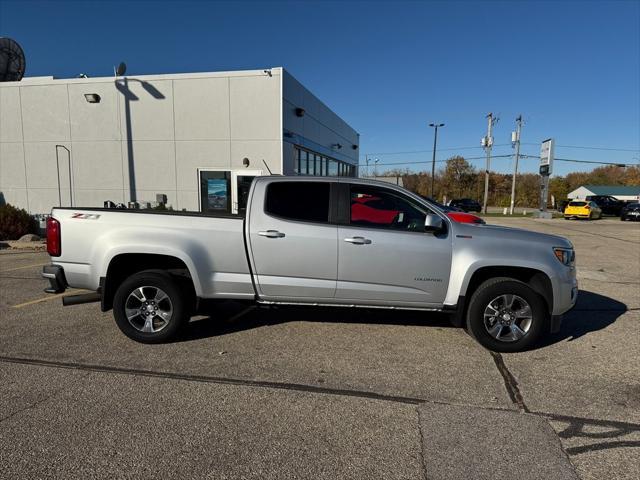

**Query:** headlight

left=553, top=247, right=575, bottom=266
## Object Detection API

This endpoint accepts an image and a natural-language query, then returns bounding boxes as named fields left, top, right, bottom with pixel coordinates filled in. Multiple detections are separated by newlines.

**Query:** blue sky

left=1, top=0, right=639, bottom=176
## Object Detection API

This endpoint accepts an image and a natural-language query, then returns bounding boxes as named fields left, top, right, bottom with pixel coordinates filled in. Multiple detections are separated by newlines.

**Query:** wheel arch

left=451, top=265, right=553, bottom=327
left=101, top=253, right=197, bottom=311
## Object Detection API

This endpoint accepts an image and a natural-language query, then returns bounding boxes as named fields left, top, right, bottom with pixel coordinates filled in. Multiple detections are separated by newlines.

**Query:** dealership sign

left=540, top=138, right=555, bottom=175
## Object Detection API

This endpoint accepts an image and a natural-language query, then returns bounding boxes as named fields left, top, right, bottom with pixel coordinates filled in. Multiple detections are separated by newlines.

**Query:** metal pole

left=482, top=113, right=494, bottom=214
left=509, top=115, right=522, bottom=215
left=430, top=126, right=438, bottom=197
left=55, top=146, right=62, bottom=207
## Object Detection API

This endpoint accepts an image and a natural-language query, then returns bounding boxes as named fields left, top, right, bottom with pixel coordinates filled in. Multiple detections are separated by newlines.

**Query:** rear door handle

left=344, top=236, right=371, bottom=245
left=258, top=230, right=286, bottom=238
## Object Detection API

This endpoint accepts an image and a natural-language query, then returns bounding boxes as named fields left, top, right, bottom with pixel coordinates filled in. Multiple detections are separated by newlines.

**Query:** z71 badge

left=71, top=213, right=101, bottom=220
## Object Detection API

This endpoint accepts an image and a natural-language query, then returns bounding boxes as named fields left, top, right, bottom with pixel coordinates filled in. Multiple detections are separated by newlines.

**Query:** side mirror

left=424, top=213, right=444, bottom=233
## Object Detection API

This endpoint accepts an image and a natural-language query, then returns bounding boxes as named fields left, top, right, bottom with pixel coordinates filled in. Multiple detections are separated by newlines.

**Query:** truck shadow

left=180, top=290, right=627, bottom=349
left=540, top=289, right=628, bottom=347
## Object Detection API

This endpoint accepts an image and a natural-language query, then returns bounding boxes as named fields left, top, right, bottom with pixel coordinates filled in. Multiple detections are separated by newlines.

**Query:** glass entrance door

left=232, top=170, right=263, bottom=214
left=199, top=170, right=231, bottom=214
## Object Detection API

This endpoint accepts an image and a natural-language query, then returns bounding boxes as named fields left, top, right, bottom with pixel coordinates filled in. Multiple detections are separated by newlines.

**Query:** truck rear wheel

left=113, top=270, right=188, bottom=343
left=466, top=277, right=548, bottom=352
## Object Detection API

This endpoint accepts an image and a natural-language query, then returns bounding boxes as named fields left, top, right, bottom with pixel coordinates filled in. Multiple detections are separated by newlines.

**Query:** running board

left=62, top=292, right=102, bottom=306
left=256, top=300, right=444, bottom=312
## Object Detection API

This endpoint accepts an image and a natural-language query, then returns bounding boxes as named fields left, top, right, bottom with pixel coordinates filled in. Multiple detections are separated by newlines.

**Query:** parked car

left=557, top=199, right=571, bottom=213
left=449, top=198, right=482, bottom=213
left=43, top=176, right=577, bottom=352
left=620, top=202, right=640, bottom=221
left=421, top=196, right=486, bottom=224
left=564, top=201, right=602, bottom=220
left=585, top=195, right=625, bottom=216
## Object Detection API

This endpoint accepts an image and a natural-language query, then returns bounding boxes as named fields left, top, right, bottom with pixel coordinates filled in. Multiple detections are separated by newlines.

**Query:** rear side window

left=265, top=182, right=330, bottom=223
left=569, top=201, right=586, bottom=206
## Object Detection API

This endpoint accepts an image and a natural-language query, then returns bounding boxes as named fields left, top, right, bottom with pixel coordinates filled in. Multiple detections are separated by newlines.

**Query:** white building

left=0, top=67, right=359, bottom=214
left=568, top=185, right=640, bottom=202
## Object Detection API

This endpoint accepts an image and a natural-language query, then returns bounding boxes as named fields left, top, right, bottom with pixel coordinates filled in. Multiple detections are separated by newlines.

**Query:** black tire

left=466, top=277, right=549, bottom=352
left=113, top=270, right=189, bottom=343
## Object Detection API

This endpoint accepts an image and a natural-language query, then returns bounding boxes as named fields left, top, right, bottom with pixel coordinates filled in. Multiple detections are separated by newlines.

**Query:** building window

left=293, top=147, right=356, bottom=177
left=300, top=150, right=309, bottom=175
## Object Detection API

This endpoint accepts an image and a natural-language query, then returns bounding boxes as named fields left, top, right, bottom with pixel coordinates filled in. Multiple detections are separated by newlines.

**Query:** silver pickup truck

left=42, top=176, right=578, bottom=352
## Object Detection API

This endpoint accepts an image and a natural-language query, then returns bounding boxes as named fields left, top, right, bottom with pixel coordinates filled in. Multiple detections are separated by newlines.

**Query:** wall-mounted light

left=332, top=143, right=343, bottom=150
left=295, top=107, right=305, bottom=117
left=84, top=93, right=101, bottom=103
left=352, top=144, right=358, bottom=150
left=243, top=157, right=250, bottom=167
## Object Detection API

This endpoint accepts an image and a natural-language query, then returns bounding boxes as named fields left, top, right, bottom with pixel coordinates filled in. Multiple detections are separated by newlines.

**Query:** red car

left=421, top=196, right=485, bottom=224
left=446, top=211, right=485, bottom=224
left=352, top=194, right=486, bottom=226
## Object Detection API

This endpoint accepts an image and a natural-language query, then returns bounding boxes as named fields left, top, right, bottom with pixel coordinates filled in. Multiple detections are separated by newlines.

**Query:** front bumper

left=42, top=265, right=67, bottom=294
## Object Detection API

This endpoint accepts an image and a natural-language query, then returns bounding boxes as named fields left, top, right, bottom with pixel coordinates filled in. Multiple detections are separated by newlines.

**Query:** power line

left=521, top=143, right=640, bottom=153
left=363, top=144, right=511, bottom=156
left=519, top=154, right=639, bottom=166
left=357, top=155, right=512, bottom=168
left=365, top=143, right=640, bottom=157
left=361, top=154, right=639, bottom=169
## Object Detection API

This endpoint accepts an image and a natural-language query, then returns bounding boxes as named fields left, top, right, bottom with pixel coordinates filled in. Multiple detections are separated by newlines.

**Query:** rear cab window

left=265, top=181, right=330, bottom=223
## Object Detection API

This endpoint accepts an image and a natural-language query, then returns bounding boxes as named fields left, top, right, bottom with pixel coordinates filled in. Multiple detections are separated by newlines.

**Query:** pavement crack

left=0, top=355, right=425, bottom=406
left=415, top=407, right=429, bottom=480
left=490, top=351, right=529, bottom=413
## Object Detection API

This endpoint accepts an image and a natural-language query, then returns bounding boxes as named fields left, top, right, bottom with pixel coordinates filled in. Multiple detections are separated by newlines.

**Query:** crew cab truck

left=42, top=177, right=578, bottom=352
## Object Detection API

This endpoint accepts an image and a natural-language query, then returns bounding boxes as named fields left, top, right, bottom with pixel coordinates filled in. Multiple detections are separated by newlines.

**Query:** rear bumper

left=42, top=265, right=67, bottom=294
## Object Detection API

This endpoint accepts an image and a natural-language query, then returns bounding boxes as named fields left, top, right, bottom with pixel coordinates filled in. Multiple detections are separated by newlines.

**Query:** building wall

left=282, top=70, right=358, bottom=175
left=567, top=186, right=593, bottom=200
left=0, top=69, right=283, bottom=213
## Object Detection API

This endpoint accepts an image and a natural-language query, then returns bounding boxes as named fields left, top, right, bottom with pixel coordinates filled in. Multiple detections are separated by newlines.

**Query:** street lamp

left=428, top=123, right=445, bottom=197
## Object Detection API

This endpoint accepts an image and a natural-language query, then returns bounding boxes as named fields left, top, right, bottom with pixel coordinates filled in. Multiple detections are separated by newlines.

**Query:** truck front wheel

left=113, top=270, right=188, bottom=343
left=466, top=277, right=548, bottom=352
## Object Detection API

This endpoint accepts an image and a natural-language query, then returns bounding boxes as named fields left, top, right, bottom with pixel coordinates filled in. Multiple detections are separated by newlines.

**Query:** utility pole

left=481, top=113, right=497, bottom=214
left=428, top=123, right=445, bottom=198
left=509, top=115, right=523, bottom=215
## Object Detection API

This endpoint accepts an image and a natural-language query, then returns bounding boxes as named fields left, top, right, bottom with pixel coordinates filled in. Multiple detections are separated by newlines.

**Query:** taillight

left=46, top=217, right=61, bottom=257
left=585, top=205, right=590, bottom=210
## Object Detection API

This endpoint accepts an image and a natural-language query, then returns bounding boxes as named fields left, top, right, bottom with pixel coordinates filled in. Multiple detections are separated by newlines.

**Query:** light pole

left=429, top=123, right=444, bottom=198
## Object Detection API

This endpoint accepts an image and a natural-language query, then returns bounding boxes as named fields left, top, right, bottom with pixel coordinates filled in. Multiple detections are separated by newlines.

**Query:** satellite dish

left=116, top=62, right=127, bottom=76
left=0, top=37, right=26, bottom=82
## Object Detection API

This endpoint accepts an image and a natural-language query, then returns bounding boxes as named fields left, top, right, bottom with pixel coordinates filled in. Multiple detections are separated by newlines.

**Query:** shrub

left=0, top=204, right=38, bottom=240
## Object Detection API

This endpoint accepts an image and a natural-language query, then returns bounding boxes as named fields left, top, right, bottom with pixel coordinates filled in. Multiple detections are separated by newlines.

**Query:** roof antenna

left=262, top=159, right=273, bottom=175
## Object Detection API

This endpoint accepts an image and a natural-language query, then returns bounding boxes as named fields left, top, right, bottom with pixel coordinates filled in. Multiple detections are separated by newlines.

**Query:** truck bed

left=50, top=207, right=255, bottom=299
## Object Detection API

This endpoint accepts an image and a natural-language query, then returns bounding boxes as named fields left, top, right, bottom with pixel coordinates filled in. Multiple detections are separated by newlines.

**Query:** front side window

left=265, top=181, right=330, bottom=223
left=350, top=185, right=428, bottom=231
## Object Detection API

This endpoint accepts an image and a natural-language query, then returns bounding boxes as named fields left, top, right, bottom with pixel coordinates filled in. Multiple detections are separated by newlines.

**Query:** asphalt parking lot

left=1, top=217, right=638, bottom=479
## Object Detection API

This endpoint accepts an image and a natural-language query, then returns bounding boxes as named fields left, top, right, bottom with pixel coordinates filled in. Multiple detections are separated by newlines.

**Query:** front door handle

left=258, top=230, right=286, bottom=238
left=344, top=236, right=371, bottom=245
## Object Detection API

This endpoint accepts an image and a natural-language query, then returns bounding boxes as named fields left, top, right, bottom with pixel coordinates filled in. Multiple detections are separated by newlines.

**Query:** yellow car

left=564, top=200, right=602, bottom=220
